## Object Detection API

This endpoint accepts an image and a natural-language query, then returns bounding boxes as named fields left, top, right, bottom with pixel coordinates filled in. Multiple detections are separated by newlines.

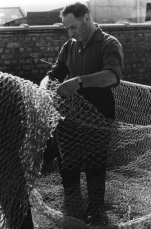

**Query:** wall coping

left=1, top=22, right=151, bottom=32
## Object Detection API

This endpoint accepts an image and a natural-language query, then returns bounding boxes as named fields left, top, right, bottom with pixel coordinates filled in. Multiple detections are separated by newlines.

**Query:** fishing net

left=34, top=80, right=151, bottom=229
left=1, top=71, right=151, bottom=229
left=0, top=72, right=60, bottom=229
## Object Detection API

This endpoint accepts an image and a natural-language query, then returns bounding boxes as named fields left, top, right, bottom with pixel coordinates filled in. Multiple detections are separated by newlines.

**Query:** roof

left=0, top=7, right=26, bottom=25
left=27, top=10, right=62, bottom=26
left=27, top=1, right=90, bottom=26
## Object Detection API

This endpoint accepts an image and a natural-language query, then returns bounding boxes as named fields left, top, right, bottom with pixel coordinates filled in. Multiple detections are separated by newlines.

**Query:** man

left=40, top=1, right=123, bottom=226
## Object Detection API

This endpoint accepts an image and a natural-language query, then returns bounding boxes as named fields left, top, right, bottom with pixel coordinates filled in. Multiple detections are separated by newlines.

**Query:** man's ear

left=84, top=13, right=90, bottom=22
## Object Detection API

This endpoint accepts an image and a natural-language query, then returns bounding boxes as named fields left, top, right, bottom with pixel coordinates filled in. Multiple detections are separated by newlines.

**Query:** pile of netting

left=0, top=72, right=60, bottom=229
left=1, top=71, right=151, bottom=229
left=34, top=79, right=151, bottom=229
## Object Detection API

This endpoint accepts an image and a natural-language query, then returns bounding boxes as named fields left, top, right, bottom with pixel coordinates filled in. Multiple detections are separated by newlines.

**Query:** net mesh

left=0, top=72, right=60, bottom=229
left=1, top=71, right=151, bottom=228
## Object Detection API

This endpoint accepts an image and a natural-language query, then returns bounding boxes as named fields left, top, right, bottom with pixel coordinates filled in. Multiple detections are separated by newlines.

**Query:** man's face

left=62, top=13, right=89, bottom=42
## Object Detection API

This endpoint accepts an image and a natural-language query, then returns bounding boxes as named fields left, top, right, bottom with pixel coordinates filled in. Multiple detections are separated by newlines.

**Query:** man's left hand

left=57, top=77, right=80, bottom=98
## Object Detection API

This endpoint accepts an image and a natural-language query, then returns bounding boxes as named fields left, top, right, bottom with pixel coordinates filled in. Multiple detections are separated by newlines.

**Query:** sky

left=1, top=0, right=87, bottom=14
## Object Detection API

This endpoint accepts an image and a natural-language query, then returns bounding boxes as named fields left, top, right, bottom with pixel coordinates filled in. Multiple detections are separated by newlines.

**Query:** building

left=89, top=0, right=151, bottom=23
left=27, top=1, right=90, bottom=26
left=1, top=1, right=151, bottom=26
left=0, top=7, right=26, bottom=26
left=27, top=8, right=62, bottom=26
left=0, top=1, right=90, bottom=26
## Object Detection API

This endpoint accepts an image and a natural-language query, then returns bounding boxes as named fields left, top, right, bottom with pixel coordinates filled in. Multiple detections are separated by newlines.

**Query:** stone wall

left=0, top=23, right=151, bottom=85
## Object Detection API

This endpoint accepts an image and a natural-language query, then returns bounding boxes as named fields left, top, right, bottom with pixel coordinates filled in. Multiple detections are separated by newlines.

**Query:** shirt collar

left=90, top=25, right=103, bottom=42
left=76, top=25, right=103, bottom=50
left=80, top=25, right=103, bottom=49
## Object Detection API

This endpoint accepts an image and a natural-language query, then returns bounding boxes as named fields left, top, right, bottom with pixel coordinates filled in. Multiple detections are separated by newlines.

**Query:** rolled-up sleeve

left=102, top=38, right=124, bottom=87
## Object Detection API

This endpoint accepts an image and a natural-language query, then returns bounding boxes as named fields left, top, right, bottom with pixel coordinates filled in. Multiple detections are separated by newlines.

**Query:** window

left=145, top=3, right=151, bottom=22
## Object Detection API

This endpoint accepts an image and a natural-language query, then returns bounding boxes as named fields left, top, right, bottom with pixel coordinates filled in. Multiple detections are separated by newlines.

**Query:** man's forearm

left=81, top=70, right=118, bottom=88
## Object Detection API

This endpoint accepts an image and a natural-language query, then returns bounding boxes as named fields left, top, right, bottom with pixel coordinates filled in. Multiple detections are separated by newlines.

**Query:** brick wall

left=0, top=24, right=151, bottom=85
left=104, top=24, right=151, bottom=85
left=0, top=26, right=68, bottom=84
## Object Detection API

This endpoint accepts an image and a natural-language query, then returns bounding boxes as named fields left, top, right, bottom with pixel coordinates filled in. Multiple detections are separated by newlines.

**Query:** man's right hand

left=40, top=75, right=50, bottom=89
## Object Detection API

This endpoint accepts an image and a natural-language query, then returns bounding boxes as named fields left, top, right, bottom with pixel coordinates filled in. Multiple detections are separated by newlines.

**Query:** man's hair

left=60, top=2, right=90, bottom=18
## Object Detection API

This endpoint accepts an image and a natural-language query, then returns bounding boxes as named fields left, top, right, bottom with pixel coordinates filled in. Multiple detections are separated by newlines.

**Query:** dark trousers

left=56, top=118, right=110, bottom=215
left=58, top=151, right=107, bottom=212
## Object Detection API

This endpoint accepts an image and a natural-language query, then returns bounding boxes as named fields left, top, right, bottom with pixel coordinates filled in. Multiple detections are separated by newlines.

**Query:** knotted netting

left=1, top=71, right=151, bottom=229
left=0, top=71, right=60, bottom=229
left=34, top=79, right=151, bottom=229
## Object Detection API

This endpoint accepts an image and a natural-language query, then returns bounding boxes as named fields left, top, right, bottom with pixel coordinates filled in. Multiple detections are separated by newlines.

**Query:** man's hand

left=40, top=75, right=50, bottom=89
left=57, top=77, right=80, bottom=98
